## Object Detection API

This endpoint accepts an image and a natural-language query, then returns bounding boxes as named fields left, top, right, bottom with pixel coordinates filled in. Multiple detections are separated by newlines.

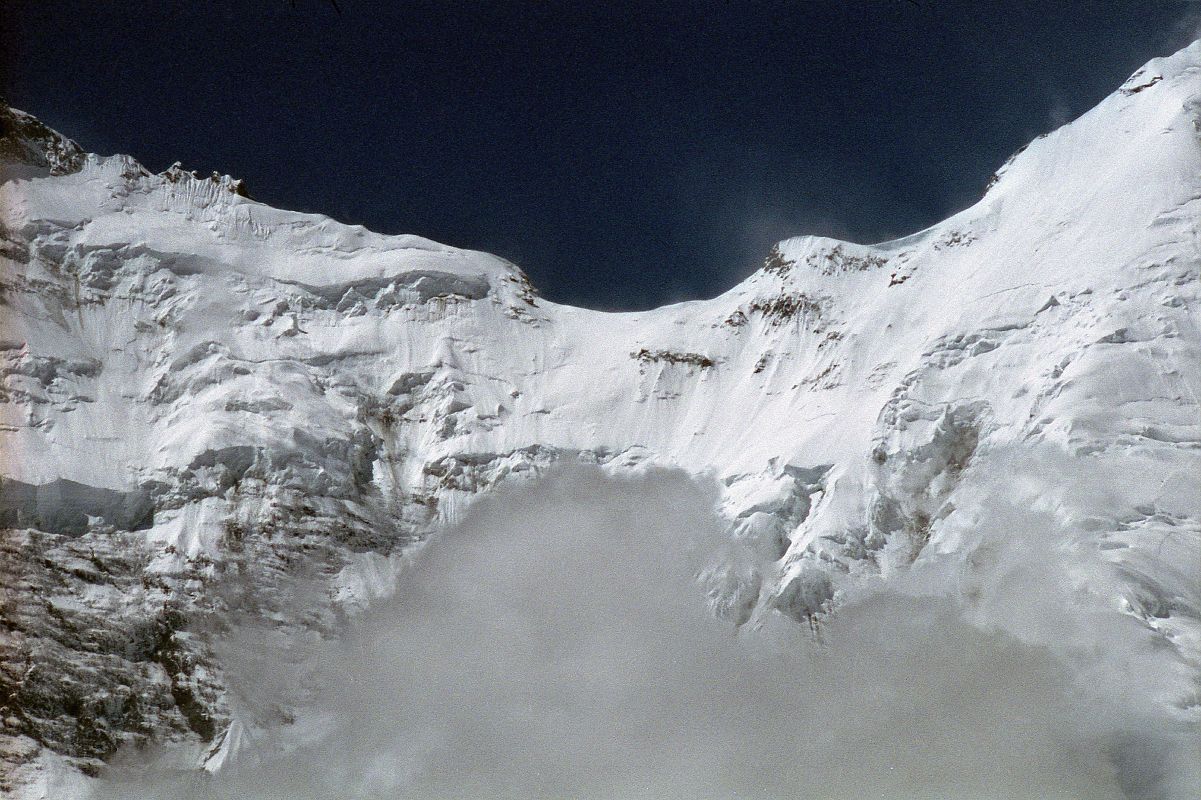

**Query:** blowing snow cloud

left=92, top=465, right=1198, bottom=800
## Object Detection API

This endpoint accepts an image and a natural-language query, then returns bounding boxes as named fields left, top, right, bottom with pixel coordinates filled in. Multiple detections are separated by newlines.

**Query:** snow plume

left=94, top=465, right=1198, bottom=799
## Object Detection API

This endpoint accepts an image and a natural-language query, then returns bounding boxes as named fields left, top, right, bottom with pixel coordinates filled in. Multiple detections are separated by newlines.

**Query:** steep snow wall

left=1, top=42, right=1199, bottom=795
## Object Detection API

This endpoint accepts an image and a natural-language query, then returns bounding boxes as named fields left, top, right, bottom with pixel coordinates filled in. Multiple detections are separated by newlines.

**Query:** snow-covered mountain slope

left=2, top=41, right=1200, bottom=796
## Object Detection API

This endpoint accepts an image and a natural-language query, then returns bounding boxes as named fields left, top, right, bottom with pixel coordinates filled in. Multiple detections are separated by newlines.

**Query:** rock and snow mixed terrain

left=1, top=40, right=1199, bottom=798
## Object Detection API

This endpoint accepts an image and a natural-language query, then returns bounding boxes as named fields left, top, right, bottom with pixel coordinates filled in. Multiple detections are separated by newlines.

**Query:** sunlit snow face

left=94, top=465, right=1196, bottom=800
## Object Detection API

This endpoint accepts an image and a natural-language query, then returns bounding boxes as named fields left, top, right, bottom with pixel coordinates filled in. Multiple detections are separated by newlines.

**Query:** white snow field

left=0, top=39, right=1199, bottom=799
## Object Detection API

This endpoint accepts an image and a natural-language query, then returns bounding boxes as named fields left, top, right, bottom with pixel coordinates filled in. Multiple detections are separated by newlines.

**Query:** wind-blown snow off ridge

left=0, top=40, right=1199, bottom=799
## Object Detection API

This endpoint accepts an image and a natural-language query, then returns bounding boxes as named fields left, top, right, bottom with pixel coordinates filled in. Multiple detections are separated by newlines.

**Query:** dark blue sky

left=2, top=2, right=1196, bottom=309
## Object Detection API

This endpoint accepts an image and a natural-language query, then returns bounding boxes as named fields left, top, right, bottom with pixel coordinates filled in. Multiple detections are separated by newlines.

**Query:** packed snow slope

left=1, top=41, right=1200, bottom=796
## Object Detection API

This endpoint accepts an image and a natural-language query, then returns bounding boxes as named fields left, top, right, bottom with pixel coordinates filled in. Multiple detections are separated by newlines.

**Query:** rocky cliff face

left=2, top=43, right=1200, bottom=797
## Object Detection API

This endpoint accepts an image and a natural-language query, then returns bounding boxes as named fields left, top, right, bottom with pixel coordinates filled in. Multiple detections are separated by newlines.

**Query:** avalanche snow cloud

left=93, top=467, right=1196, bottom=800
left=1, top=34, right=1201, bottom=800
